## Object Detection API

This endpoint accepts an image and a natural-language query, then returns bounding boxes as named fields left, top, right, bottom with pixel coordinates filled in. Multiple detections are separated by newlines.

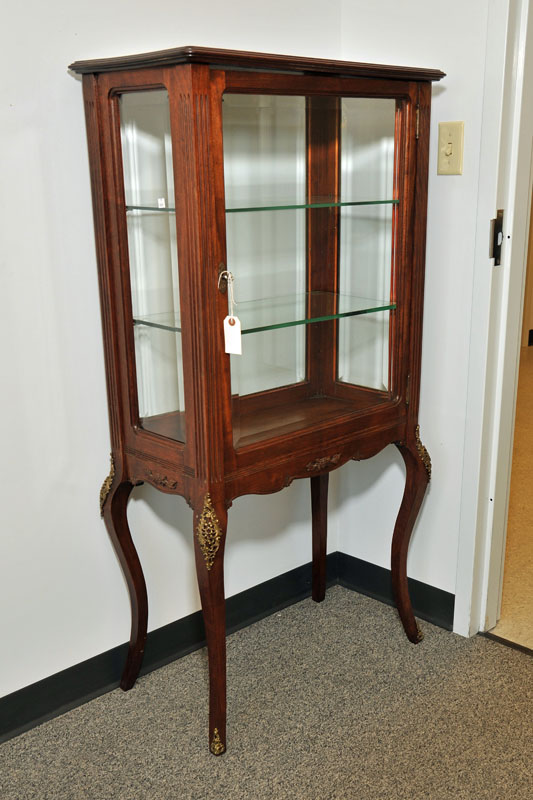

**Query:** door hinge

left=490, top=209, right=504, bottom=265
left=406, top=374, right=411, bottom=405
left=415, top=106, right=420, bottom=140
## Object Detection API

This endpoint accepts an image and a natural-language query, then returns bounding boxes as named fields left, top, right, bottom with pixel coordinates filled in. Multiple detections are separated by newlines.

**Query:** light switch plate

left=438, top=121, right=464, bottom=175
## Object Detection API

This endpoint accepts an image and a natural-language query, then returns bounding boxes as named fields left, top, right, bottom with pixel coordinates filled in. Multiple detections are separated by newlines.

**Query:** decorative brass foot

left=415, top=624, right=424, bottom=643
left=210, top=728, right=225, bottom=755
left=99, top=454, right=115, bottom=517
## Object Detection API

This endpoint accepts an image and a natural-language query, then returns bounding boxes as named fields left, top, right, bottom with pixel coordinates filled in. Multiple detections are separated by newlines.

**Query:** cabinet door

left=119, top=89, right=186, bottom=443
left=221, top=89, right=399, bottom=449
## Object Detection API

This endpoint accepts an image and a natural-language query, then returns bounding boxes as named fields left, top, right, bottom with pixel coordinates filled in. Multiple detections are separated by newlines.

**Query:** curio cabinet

left=69, top=46, right=444, bottom=755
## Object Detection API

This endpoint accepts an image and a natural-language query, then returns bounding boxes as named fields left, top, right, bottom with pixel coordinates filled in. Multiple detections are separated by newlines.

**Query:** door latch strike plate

left=490, top=210, right=504, bottom=265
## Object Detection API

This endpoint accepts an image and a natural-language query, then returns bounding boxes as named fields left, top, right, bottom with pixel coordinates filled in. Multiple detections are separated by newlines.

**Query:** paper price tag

left=224, top=315, right=242, bottom=355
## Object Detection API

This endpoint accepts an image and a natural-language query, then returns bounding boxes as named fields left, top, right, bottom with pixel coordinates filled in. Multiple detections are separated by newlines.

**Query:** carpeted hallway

left=491, top=346, right=533, bottom=650
left=2, top=586, right=532, bottom=799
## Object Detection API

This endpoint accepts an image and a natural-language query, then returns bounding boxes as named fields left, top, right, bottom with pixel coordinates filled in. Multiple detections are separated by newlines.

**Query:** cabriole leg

left=311, top=473, right=329, bottom=602
left=194, top=492, right=227, bottom=755
left=391, top=427, right=431, bottom=643
left=101, top=470, right=148, bottom=689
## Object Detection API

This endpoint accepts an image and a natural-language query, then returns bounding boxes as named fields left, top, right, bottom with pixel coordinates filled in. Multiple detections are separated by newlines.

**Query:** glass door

left=119, top=89, right=186, bottom=443
left=223, top=93, right=308, bottom=403
left=222, top=91, right=398, bottom=449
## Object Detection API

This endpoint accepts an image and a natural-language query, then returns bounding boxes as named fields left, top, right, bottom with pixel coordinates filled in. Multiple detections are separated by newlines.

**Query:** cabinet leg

left=311, top=473, right=328, bottom=602
left=391, top=429, right=431, bottom=643
left=102, top=479, right=148, bottom=690
left=194, top=493, right=227, bottom=755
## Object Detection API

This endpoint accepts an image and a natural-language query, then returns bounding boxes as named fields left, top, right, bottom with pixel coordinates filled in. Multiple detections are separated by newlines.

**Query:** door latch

left=218, top=263, right=228, bottom=293
left=490, top=209, right=504, bottom=265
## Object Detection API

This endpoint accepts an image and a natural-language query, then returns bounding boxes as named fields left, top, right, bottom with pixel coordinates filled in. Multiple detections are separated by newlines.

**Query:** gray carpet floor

left=2, top=586, right=532, bottom=799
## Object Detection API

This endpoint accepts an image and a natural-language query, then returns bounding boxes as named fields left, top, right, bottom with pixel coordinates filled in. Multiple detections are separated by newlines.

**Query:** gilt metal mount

left=210, top=727, right=225, bottom=755
left=197, top=493, right=223, bottom=570
left=99, top=454, right=115, bottom=517
left=415, top=425, right=432, bottom=481
left=306, top=453, right=341, bottom=472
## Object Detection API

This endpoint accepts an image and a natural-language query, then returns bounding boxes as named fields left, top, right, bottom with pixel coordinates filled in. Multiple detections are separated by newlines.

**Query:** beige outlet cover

left=438, top=121, right=464, bottom=175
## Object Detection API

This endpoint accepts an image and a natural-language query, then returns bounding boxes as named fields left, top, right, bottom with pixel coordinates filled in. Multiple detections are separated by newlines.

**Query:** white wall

left=0, top=0, right=499, bottom=698
left=336, top=0, right=496, bottom=596
left=0, top=0, right=342, bottom=697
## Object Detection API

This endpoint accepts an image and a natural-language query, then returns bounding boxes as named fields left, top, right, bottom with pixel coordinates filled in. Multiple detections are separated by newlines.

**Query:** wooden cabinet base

left=101, top=422, right=430, bottom=754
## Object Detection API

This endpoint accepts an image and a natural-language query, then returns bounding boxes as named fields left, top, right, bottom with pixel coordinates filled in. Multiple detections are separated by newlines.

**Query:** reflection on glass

left=223, top=94, right=307, bottom=403
left=222, top=93, right=397, bottom=447
left=338, top=97, right=396, bottom=391
left=120, top=90, right=185, bottom=442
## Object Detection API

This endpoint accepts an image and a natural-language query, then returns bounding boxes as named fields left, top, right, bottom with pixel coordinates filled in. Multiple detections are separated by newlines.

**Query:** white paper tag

left=224, top=315, right=242, bottom=355
left=157, top=197, right=166, bottom=209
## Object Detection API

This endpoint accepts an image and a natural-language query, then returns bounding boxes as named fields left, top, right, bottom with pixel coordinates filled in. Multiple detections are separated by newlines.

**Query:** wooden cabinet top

left=69, top=45, right=445, bottom=82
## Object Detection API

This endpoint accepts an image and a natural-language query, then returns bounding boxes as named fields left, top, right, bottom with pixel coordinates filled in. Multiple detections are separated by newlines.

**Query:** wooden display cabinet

left=69, top=46, right=443, bottom=755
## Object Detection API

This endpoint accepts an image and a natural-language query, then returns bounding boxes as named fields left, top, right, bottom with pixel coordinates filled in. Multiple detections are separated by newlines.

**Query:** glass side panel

left=223, top=94, right=307, bottom=406
left=338, top=98, right=396, bottom=391
left=120, top=90, right=185, bottom=442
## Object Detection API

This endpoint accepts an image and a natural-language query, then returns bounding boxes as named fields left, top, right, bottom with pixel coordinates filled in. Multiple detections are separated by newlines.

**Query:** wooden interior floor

left=490, top=346, right=533, bottom=649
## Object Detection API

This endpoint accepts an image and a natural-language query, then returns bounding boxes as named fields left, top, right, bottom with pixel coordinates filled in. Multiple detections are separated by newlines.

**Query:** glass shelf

left=133, top=291, right=395, bottom=336
left=225, top=198, right=398, bottom=214
left=133, top=311, right=182, bottom=333
left=126, top=205, right=176, bottom=213
left=126, top=198, right=398, bottom=214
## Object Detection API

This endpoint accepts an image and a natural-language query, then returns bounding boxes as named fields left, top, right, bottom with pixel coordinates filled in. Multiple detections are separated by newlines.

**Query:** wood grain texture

left=311, top=474, right=329, bottom=602
left=405, top=82, right=432, bottom=424
left=69, top=45, right=445, bottom=82
left=306, top=96, right=340, bottom=396
left=81, top=75, right=124, bottom=454
left=193, top=490, right=227, bottom=755
left=102, top=479, right=148, bottom=689
left=391, top=438, right=430, bottom=643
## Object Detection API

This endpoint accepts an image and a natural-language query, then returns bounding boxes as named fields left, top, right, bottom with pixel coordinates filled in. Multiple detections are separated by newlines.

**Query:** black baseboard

left=0, top=553, right=454, bottom=744
left=336, top=552, right=455, bottom=632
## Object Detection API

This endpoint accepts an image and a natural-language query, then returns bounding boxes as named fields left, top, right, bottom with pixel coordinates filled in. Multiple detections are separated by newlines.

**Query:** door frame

left=453, top=0, right=533, bottom=636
